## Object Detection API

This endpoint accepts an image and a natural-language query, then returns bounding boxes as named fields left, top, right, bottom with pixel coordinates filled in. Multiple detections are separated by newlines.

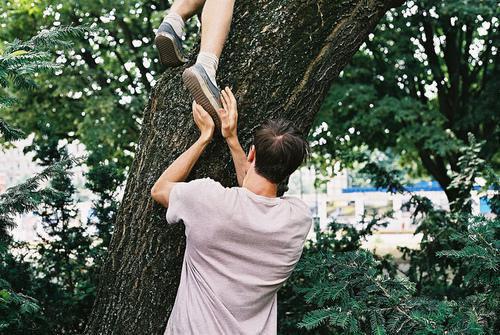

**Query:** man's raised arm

left=217, top=87, right=249, bottom=186
left=150, top=102, right=215, bottom=207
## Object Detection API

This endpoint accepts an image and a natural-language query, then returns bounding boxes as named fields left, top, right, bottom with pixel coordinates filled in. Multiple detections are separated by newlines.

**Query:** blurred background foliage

left=310, top=0, right=499, bottom=210
left=0, top=0, right=498, bottom=334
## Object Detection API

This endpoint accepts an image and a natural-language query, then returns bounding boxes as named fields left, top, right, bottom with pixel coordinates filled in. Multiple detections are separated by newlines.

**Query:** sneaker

left=154, top=21, right=187, bottom=67
left=182, top=64, right=222, bottom=128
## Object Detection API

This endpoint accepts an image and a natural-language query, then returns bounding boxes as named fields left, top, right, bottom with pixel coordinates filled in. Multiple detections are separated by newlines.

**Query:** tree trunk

left=85, top=1, right=398, bottom=334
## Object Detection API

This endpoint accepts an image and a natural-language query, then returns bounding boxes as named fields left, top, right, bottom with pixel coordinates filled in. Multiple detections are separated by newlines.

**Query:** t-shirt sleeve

left=166, top=178, right=225, bottom=225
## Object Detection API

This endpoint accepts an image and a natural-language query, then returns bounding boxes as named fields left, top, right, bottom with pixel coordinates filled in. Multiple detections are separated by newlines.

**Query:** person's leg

left=195, top=0, right=235, bottom=86
left=200, top=0, right=234, bottom=59
left=170, top=0, right=205, bottom=22
left=183, top=0, right=235, bottom=128
left=155, top=0, right=205, bottom=66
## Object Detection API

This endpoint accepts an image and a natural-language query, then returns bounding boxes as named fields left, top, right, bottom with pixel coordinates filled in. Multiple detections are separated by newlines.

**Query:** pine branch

left=0, top=96, right=16, bottom=108
left=0, top=157, right=82, bottom=242
left=3, top=26, right=90, bottom=54
left=0, top=118, right=25, bottom=141
left=0, top=26, right=90, bottom=109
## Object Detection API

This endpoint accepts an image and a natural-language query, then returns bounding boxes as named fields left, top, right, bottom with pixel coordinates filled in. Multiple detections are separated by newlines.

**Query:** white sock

left=196, top=52, right=219, bottom=86
left=164, top=12, right=185, bottom=38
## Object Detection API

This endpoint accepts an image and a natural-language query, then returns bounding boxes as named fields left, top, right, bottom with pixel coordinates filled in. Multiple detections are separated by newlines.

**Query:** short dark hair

left=253, top=119, right=309, bottom=184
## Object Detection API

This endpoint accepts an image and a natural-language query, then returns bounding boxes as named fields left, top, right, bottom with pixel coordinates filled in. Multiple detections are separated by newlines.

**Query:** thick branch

left=418, top=149, right=451, bottom=192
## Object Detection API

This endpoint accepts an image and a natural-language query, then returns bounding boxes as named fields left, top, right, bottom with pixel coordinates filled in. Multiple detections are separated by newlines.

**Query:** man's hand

left=151, top=102, right=214, bottom=207
left=217, top=87, right=249, bottom=186
left=193, top=101, right=215, bottom=143
left=218, top=87, right=238, bottom=140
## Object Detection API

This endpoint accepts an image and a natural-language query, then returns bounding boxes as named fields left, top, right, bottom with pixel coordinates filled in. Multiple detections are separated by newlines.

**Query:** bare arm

left=151, top=102, right=214, bottom=207
left=217, top=87, right=250, bottom=186
left=226, top=136, right=248, bottom=186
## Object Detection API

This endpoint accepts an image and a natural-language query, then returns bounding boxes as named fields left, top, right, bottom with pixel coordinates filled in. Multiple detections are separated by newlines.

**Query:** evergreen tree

left=279, top=141, right=498, bottom=334
left=0, top=26, right=89, bottom=333
left=0, top=159, right=75, bottom=334
left=285, top=215, right=498, bottom=334
left=31, top=152, right=97, bottom=334
left=400, top=135, right=498, bottom=299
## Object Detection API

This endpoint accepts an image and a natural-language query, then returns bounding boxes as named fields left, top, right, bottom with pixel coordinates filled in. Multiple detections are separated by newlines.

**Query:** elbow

left=150, top=185, right=159, bottom=202
left=150, top=184, right=169, bottom=207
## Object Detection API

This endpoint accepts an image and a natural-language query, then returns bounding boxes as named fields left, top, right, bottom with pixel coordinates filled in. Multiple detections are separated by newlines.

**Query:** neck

left=242, top=168, right=278, bottom=198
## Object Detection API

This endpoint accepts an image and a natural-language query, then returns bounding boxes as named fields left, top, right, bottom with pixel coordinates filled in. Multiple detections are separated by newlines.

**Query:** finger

left=221, top=92, right=229, bottom=111
left=216, top=108, right=226, bottom=116
left=227, top=87, right=236, bottom=104
left=221, top=89, right=228, bottom=102
left=224, top=92, right=232, bottom=113
left=223, top=89, right=233, bottom=110
left=195, top=102, right=204, bottom=113
left=223, top=87, right=230, bottom=102
left=223, top=87, right=232, bottom=109
left=194, top=104, right=204, bottom=119
left=196, top=104, right=211, bottom=119
left=192, top=108, right=198, bottom=122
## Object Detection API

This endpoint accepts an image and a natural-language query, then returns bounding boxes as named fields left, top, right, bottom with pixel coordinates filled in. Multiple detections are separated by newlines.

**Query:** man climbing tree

left=151, top=89, right=311, bottom=333
left=84, top=1, right=405, bottom=334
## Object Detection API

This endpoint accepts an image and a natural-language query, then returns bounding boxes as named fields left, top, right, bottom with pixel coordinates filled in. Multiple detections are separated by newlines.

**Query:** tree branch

left=418, top=148, right=451, bottom=191
left=443, top=20, right=461, bottom=116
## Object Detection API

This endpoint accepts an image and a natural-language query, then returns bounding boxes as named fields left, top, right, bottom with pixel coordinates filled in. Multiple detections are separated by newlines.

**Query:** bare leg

left=169, top=0, right=206, bottom=22
left=156, top=0, right=206, bottom=66
left=199, top=0, right=235, bottom=58
left=181, top=0, right=235, bottom=127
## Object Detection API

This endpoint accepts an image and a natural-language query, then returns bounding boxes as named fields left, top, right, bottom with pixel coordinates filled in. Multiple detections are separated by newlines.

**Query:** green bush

left=278, top=214, right=499, bottom=334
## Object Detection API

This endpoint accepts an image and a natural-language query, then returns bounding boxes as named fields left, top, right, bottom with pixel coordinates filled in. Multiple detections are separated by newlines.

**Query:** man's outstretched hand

left=192, top=101, right=215, bottom=143
left=218, top=87, right=238, bottom=140
left=217, top=87, right=249, bottom=186
left=150, top=102, right=214, bottom=208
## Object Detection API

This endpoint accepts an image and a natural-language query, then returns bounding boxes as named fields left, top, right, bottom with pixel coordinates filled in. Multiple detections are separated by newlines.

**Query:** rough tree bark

left=85, top=1, right=401, bottom=334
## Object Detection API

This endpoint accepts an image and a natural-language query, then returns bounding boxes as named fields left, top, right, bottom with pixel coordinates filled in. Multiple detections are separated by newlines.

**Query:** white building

left=286, top=167, right=495, bottom=256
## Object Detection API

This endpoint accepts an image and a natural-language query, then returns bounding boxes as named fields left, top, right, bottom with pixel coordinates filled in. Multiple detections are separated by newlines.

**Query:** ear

left=247, top=145, right=256, bottom=163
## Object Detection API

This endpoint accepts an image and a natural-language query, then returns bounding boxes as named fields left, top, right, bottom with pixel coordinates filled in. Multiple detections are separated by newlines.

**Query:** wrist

left=197, top=134, right=212, bottom=146
left=225, top=135, right=239, bottom=147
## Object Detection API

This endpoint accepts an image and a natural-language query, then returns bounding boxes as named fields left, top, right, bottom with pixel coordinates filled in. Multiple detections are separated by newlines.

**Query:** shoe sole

left=154, top=33, right=185, bottom=67
left=182, top=68, right=221, bottom=129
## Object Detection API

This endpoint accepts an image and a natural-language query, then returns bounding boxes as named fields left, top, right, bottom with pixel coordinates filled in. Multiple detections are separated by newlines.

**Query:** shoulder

left=282, top=196, right=313, bottom=240
left=171, top=178, right=227, bottom=201
left=282, top=195, right=310, bottom=213
left=174, top=178, right=224, bottom=191
left=283, top=195, right=312, bottom=223
left=166, top=179, right=227, bottom=225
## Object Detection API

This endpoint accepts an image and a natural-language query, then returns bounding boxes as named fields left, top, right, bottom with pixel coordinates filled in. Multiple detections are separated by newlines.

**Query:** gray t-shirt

left=164, top=178, right=312, bottom=335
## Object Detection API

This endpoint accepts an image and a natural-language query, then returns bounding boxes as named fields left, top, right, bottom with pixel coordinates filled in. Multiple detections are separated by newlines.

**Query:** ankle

left=196, top=52, right=219, bottom=85
left=163, top=12, right=185, bottom=37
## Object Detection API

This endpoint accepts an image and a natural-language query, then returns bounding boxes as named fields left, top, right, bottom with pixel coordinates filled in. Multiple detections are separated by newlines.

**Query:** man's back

left=164, top=178, right=312, bottom=335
